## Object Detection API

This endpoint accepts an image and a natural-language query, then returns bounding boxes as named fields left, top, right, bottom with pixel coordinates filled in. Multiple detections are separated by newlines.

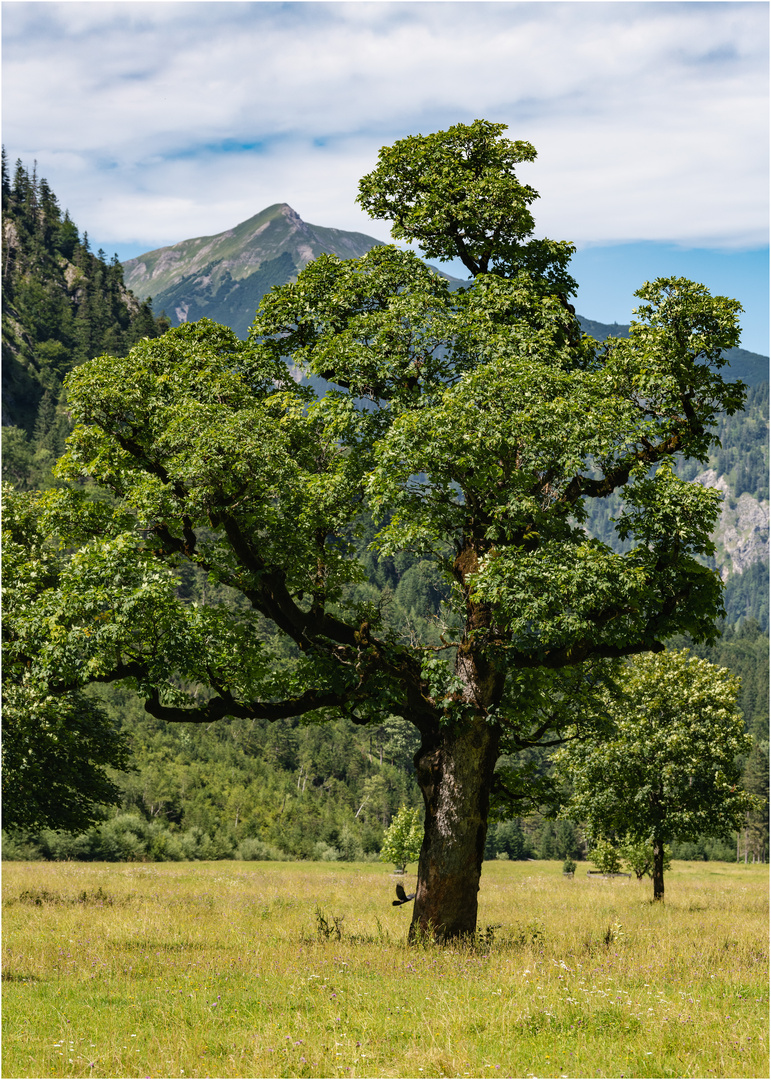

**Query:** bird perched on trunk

left=393, top=883, right=416, bottom=905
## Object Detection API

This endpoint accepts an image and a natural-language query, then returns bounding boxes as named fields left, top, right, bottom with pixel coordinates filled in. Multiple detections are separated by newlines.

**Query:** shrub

left=39, top=828, right=96, bottom=861
left=313, top=841, right=342, bottom=861
left=236, top=838, right=288, bottom=861
left=1, top=830, right=44, bottom=860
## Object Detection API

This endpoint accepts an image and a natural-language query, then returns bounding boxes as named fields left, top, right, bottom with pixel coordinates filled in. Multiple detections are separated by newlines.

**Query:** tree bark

left=409, top=716, right=501, bottom=941
left=652, top=835, right=665, bottom=901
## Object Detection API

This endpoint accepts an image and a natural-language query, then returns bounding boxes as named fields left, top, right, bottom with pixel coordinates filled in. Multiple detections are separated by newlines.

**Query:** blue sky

left=3, top=0, right=769, bottom=353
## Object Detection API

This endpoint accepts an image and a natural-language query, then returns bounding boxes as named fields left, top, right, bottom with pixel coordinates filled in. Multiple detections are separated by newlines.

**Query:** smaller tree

left=380, top=806, right=423, bottom=873
left=588, top=838, right=623, bottom=875
left=619, top=836, right=672, bottom=881
left=555, top=650, right=757, bottom=900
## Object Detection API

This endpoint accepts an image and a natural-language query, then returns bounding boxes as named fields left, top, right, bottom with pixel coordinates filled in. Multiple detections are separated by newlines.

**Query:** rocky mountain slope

left=123, top=203, right=401, bottom=338
left=693, top=469, right=769, bottom=580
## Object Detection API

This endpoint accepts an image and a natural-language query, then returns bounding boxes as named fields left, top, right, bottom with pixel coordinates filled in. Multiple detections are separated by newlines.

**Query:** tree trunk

left=652, top=835, right=665, bottom=901
left=409, top=717, right=500, bottom=941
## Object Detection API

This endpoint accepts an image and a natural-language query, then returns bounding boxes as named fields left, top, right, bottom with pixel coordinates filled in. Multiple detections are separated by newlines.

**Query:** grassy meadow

left=2, top=858, right=768, bottom=1079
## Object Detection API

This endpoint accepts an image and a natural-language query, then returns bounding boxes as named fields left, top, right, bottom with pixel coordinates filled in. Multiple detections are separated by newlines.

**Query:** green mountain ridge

left=123, top=203, right=397, bottom=338
left=123, top=204, right=469, bottom=338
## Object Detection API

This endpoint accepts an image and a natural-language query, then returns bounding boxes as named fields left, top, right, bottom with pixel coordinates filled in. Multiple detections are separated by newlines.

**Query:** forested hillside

left=2, top=155, right=169, bottom=490
left=2, top=157, right=767, bottom=866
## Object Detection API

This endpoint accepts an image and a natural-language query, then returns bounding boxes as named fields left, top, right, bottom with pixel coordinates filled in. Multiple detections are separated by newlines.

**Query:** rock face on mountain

left=695, top=469, right=769, bottom=580
left=122, top=204, right=389, bottom=338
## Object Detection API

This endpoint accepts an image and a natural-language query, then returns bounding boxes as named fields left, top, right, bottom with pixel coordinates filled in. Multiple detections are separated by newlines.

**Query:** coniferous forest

left=2, top=156, right=768, bottom=866
left=2, top=154, right=169, bottom=488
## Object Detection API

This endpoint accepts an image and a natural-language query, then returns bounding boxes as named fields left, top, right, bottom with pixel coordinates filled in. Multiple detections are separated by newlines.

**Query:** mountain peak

left=122, top=205, right=387, bottom=337
left=279, top=203, right=303, bottom=225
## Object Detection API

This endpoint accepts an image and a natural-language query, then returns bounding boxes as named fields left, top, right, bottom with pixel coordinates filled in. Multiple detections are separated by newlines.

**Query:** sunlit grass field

left=2, top=859, right=767, bottom=1079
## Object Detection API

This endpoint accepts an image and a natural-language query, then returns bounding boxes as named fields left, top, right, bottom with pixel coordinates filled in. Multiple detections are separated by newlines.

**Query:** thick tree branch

left=561, top=433, right=683, bottom=507
left=143, top=686, right=353, bottom=725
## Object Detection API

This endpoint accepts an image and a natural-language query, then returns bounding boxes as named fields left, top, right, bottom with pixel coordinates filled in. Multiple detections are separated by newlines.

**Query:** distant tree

left=380, top=805, right=422, bottom=873
left=555, top=650, right=757, bottom=900
left=493, top=819, right=530, bottom=860
left=554, top=819, right=582, bottom=860
left=737, top=740, right=769, bottom=862
left=537, top=820, right=559, bottom=860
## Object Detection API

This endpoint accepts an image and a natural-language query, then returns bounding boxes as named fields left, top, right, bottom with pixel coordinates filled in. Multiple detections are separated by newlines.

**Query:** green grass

left=2, top=859, right=767, bottom=1078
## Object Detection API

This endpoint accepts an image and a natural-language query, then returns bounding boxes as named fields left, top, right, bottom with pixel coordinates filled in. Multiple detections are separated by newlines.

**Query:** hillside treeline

left=1, top=158, right=767, bottom=865
left=2, top=154, right=169, bottom=490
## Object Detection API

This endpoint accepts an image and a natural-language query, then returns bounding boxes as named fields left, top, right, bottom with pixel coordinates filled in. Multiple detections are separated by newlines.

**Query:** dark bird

left=393, top=883, right=416, bottom=906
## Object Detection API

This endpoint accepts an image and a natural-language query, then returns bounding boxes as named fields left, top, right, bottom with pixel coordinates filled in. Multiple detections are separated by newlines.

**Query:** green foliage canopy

left=1, top=124, right=749, bottom=921
left=555, top=650, right=757, bottom=886
left=2, top=486, right=132, bottom=830
left=44, top=266, right=743, bottom=731
left=357, top=118, right=575, bottom=290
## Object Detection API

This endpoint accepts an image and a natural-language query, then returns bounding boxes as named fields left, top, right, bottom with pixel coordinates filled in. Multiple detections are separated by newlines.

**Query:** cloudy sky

left=3, top=0, right=769, bottom=352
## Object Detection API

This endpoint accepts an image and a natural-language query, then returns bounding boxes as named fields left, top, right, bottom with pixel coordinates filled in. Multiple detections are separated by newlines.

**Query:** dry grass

left=2, top=859, right=767, bottom=1078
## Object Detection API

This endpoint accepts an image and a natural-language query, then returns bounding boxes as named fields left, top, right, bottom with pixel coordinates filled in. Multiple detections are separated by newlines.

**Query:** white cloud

left=2, top=1, right=767, bottom=251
